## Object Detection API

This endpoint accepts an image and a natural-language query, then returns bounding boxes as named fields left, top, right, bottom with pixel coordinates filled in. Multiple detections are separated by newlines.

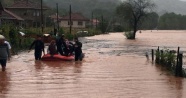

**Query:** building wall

left=6, top=8, right=47, bottom=27
left=6, top=9, right=39, bottom=20
left=60, top=20, right=86, bottom=28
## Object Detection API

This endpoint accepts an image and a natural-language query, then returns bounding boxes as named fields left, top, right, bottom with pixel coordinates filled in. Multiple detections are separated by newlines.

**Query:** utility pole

left=56, top=3, right=59, bottom=31
left=40, top=0, right=44, bottom=33
left=96, top=17, right=98, bottom=29
left=101, top=15, right=104, bottom=33
left=69, top=5, right=72, bottom=34
left=91, top=11, right=93, bottom=28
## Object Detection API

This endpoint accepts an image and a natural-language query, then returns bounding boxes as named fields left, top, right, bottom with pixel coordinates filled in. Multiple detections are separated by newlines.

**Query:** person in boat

left=65, top=39, right=74, bottom=56
left=48, top=40, right=58, bottom=57
left=29, top=35, right=45, bottom=60
left=74, top=37, right=83, bottom=61
left=0, top=35, right=10, bottom=71
left=56, top=34, right=68, bottom=56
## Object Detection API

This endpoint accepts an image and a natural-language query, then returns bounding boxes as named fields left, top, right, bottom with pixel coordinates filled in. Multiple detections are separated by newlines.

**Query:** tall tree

left=158, top=12, right=186, bottom=30
left=140, top=12, right=159, bottom=30
left=116, top=0, right=155, bottom=39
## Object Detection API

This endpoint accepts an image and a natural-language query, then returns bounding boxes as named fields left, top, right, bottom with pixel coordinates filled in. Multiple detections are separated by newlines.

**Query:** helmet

left=0, top=35, right=5, bottom=40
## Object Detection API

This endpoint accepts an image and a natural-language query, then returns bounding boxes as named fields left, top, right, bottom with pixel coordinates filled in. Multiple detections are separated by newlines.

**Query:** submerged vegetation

left=116, top=0, right=155, bottom=39
left=124, top=31, right=134, bottom=39
left=155, top=47, right=186, bottom=77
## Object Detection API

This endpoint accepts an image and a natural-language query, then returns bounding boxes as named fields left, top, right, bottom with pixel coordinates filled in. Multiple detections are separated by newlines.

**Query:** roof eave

left=61, top=19, right=90, bottom=21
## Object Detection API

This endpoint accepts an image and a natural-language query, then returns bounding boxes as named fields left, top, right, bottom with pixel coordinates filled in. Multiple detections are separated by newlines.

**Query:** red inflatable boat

left=41, top=54, right=74, bottom=61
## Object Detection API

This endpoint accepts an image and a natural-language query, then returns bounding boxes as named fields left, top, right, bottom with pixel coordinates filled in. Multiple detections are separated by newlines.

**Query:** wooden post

left=152, top=49, right=154, bottom=62
left=175, top=47, right=180, bottom=76
left=176, top=53, right=183, bottom=77
left=156, top=46, right=160, bottom=64
left=179, top=53, right=183, bottom=77
left=160, top=50, right=164, bottom=64
left=177, top=47, right=180, bottom=67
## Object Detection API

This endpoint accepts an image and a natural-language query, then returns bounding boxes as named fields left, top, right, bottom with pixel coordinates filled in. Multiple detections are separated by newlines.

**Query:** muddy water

left=1, top=30, right=186, bottom=98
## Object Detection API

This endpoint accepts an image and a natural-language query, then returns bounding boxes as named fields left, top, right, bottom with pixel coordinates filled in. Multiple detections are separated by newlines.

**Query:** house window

left=23, top=12, right=27, bottom=16
left=33, top=12, right=36, bottom=16
left=37, top=11, right=40, bottom=16
left=68, top=21, right=73, bottom=25
left=78, top=21, right=83, bottom=26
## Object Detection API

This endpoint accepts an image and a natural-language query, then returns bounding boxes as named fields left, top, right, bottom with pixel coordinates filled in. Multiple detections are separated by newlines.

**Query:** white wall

left=60, top=20, right=86, bottom=28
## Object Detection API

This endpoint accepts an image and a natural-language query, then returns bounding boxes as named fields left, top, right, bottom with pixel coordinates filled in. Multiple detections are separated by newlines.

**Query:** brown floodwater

left=1, top=30, right=186, bottom=98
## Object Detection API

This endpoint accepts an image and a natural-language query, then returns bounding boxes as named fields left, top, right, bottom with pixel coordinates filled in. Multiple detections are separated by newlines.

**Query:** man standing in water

left=29, top=35, right=45, bottom=60
left=74, top=38, right=83, bottom=61
left=0, top=35, right=10, bottom=71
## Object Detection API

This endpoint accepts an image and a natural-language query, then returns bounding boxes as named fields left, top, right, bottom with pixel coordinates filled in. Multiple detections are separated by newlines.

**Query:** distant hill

left=120, top=0, right=186, bottom=15
left=2, top=0, right=186, bottom=15
left=153, top=0, right=186, bottom=15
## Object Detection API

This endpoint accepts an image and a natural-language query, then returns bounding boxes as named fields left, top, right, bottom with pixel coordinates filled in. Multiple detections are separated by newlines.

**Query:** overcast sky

left=121, top=0, right=186, bottom=1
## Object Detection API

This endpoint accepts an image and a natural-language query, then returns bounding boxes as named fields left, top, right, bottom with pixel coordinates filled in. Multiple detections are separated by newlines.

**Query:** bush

left=65, top=33, right=74, bottom=40
left=155, top=48, right=176, bottom=70
left=124, top=31, right=134, bottom=39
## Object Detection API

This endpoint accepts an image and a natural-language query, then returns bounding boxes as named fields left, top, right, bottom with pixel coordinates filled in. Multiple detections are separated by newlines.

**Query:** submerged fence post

left=175, top=47, right=180, bottom=76
left=156, top=46, right=160, bottom=64
left=152, top=49, right=154, bottom=62
left=160, top=50, right=164, bottom=65
left=177, top=47, right=180, bottom=67
left=176, top=52, right=183, bottom=77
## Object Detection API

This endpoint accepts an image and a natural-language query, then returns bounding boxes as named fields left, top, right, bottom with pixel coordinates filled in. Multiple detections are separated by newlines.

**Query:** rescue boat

left=41, top=54, right=74, bottom=61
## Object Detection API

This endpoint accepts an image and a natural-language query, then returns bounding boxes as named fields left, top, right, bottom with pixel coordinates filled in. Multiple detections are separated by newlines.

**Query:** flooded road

left=1, top=30, right=186, bottom=98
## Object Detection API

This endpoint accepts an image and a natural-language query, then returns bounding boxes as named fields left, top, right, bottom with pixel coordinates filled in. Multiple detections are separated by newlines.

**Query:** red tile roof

left=61, top=13, right=89, bottom=21
left=1, top=9, right=24, bottom=20
left=6, top=0, right=49, bottom=10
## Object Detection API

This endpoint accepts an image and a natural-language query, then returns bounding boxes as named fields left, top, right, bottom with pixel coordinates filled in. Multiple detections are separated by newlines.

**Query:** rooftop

left=1, top=9, right=24, bottom=20
left=6, top=0, right=49, bottom=10
left=61, top=13, right=89, bottom=21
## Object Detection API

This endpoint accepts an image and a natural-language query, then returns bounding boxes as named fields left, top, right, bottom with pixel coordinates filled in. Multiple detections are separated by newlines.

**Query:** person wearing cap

left=29, top=35, right=45, bottom=60
left=0, top=35, right=10, bottom=71
left=74, top=37, right=83, bottom=61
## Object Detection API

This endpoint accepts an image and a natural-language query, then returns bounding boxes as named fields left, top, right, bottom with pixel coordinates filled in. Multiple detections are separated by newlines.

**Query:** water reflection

left=0, top=72, right=10, bottom=98
left=171, top=77, right=183, bottom=98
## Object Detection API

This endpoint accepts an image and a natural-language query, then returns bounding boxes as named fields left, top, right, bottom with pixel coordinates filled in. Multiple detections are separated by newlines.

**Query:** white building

left=60, top=13, right=89, bottom=28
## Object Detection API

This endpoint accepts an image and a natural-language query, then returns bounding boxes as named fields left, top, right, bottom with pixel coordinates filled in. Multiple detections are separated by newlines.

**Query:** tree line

left=136, top=12, right=186, bottom=30
left=115, top=0, right=186, bottom=31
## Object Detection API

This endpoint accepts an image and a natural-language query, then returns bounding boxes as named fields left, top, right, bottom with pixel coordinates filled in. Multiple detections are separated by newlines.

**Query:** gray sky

left=121, top=0, right=186, bottom=1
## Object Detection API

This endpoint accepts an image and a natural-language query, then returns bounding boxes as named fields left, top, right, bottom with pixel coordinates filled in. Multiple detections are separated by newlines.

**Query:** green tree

left=158, top=13, right=186, bottom=30
left=140, top=12, right=159, bottom=30
left=116, top=0, right=155, bottom=39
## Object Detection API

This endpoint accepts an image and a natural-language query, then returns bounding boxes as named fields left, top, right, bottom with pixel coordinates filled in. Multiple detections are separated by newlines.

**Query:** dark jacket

left=29, top=40, right=45, bottom=52
left=56, top=38, right=67, bottom=50
left=74, top=41, right=82, bottom=54
left=0, top=43, right=10, bottom=59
